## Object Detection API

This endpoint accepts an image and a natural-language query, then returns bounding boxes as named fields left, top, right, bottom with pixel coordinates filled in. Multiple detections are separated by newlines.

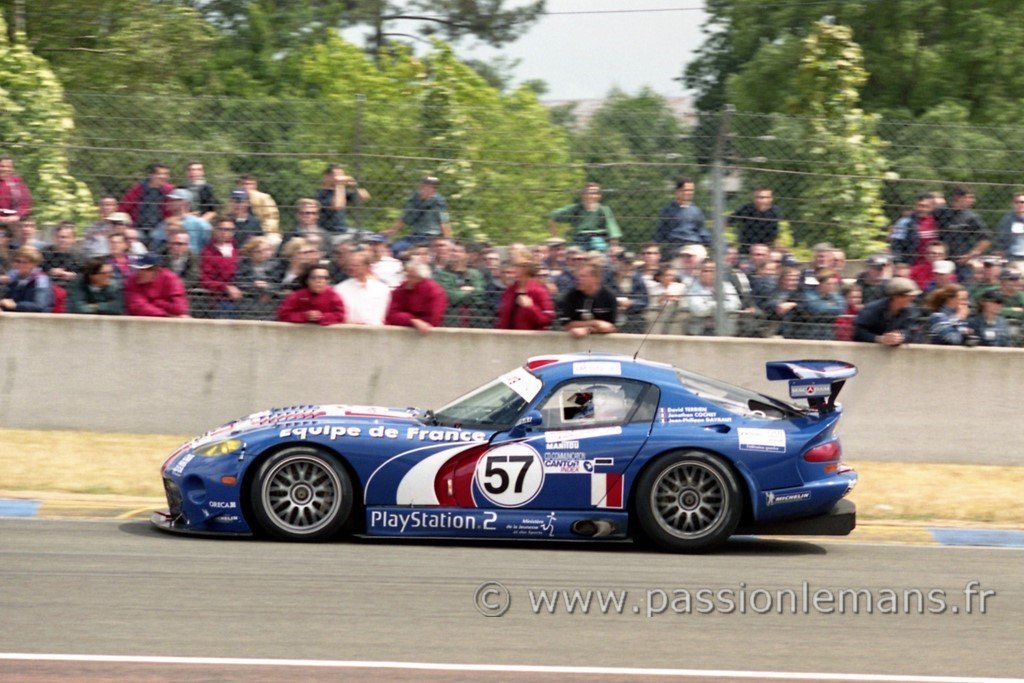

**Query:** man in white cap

left=151, top=188, right=211, bottom=253
left=676, top=243, right=707, bottom=288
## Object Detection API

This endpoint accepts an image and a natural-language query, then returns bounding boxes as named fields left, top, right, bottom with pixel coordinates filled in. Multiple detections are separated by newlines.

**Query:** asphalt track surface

left=1, top=519, right=1022, bottom=682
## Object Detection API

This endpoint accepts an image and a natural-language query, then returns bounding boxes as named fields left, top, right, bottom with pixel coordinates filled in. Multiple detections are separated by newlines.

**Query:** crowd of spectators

left=2, top=156, right=1023, bottom=348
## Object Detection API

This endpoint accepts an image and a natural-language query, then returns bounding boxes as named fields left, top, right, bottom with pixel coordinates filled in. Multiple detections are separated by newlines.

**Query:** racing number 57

left=481, top=455, right=533, bottom=495
left=474, top=445, right=545, bottom=507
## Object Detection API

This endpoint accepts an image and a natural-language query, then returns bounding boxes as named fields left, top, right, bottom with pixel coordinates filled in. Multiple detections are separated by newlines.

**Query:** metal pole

left=712, top=105, right=734, bottom=336
left=14, top=0, right=27, bottom=35
left=353, top=94, right=365, bottom=231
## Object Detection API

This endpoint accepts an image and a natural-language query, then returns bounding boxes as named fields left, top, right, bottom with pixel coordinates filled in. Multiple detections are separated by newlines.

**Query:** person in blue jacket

left=924, top=284, right=974, bottom=345
left=0, top=245, right=52, bottom=313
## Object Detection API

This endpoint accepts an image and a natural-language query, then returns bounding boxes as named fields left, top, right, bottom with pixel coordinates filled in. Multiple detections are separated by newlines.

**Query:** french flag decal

left=590, top=458, right=623, bottom=509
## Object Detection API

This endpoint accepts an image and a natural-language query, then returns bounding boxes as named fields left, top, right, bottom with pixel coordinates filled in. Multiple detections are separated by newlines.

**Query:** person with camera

left=317, top=164, right=370, bottom=236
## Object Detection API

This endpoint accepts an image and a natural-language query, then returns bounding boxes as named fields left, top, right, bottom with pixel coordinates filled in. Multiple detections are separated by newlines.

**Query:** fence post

left=353, top=94, right=365, bottom=231
left=712, top=105, right=735, bottom=336
left=13, top=0, right=26, bottom=34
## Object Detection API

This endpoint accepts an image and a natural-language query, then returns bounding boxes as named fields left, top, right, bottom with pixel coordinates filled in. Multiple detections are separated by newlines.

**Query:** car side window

left=538, top=379, right=656, bottom=430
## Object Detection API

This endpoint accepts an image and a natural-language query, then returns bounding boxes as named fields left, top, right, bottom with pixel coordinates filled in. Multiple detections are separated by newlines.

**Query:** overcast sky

left=460, top=0, right=709, bottom=100
left=344, top=1, right=709, bottom=101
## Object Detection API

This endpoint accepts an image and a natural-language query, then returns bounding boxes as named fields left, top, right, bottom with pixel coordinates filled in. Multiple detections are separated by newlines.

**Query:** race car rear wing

left=765, top=360, right=857, bottom=415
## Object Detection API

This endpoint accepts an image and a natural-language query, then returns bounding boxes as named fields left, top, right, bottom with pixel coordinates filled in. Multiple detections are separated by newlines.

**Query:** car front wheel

left=635, top=451, right=741, bottom=552
left=250, top=447, right=353, bottom=541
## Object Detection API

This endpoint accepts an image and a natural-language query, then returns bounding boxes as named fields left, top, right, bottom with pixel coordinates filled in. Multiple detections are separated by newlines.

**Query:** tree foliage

left=191, top=0, right=544, bottom=62
left=285, top=36, right=577, bottom=241
left=0, top=13, right=92, bottom=224
left=3, top=0, right=216, bottom=94
left=765, top=22, right=889, bottom=256
left=685, top=0, right=1024, bottom=124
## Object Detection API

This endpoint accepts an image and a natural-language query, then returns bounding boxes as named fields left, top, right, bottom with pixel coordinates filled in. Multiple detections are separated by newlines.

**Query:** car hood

left=186, top=404, right=422, bottom=449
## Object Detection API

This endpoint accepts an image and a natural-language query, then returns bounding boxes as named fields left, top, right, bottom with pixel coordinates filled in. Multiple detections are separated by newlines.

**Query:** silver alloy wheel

left=260, top=454, right=343, bottom=535
left=649, top=460, right=728, bottom=539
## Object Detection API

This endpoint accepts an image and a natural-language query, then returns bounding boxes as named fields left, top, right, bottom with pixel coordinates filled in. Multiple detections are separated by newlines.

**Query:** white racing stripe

left=0, top=654, right=1019, bottom=682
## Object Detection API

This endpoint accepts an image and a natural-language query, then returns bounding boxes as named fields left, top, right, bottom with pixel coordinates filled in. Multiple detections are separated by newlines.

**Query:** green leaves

left=0, top=15, right=93, bottom=224
left=737, top=22, right=889, bottom=257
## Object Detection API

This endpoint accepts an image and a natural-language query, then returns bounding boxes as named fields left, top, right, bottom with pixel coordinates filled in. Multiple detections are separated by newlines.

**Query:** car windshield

left=676, top=369, right=805, bottom=419
left=432, top=368, right=540, bottom=430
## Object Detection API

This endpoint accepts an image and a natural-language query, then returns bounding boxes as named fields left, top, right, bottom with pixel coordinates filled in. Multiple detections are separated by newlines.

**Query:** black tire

left=249, top=446, right=353, bottom=542
left=634, top=451, right=741, bottom=552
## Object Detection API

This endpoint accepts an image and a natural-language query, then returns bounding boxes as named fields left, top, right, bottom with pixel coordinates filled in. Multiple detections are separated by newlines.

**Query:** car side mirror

left=508, top=410, right=542, bottom=439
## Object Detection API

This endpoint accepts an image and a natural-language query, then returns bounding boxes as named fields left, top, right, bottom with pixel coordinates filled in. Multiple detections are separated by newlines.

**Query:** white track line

left=0, top=654, right=1019, bottom=682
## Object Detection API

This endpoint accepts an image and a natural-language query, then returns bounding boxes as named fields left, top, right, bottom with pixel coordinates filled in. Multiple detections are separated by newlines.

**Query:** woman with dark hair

left=276, top=264, right=345, bottom=325
left=924, top=284, right=973, bottom=345
left=68, top=257, right=123, bottom=315
left=496, top=257, right=555, bottom=331
left=968, top=290, right=1011, bottom=347
left=106, top=231, right=132, bottom=280
left=766, top=265, right=802, bottom=338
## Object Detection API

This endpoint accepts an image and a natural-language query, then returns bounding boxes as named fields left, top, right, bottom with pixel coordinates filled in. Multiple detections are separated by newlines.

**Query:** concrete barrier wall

left=1, top=314, right=1021, bottom=465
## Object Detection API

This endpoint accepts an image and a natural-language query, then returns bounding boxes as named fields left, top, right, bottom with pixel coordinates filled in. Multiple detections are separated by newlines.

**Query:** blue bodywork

left=154, top=353, right=858, bottom=543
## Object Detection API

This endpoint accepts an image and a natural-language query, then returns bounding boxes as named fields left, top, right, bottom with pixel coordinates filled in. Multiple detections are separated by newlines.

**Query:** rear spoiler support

left=766, top=361, right=857, bottom=415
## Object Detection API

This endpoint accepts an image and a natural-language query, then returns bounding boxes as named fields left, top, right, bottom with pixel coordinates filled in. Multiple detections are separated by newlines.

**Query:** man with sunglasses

left=160, top=229, right=199, bottom=290
left=290, top=198, right=328, bottom=245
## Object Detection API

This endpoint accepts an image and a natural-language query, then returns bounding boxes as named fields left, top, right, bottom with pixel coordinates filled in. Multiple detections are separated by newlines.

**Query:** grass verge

left=0, top=429, right=1021, bottom=525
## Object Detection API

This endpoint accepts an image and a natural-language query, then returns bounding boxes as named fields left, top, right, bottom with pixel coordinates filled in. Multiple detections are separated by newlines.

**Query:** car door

left=482, top=377, right=660, bottom=510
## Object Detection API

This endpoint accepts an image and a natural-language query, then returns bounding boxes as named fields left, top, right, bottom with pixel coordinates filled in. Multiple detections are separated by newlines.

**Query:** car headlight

left=194, top=439, right=244, bottom=457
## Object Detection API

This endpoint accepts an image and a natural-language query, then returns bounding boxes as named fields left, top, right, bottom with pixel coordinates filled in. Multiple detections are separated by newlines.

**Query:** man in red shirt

left=124, top=253, right=189, bottom=317
left=119, top=163, right=174, bottom=241
left=386, top=261, right=448, bottom=334
left=0, top=155, right=32, bottom=223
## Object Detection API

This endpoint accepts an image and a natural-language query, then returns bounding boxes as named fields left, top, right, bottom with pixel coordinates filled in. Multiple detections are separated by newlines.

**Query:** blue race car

left=152, top=354, right=858, bottom=552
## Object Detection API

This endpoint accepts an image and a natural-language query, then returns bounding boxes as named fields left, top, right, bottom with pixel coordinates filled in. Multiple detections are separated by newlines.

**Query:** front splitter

left=150, top=511, right=253, bottom=538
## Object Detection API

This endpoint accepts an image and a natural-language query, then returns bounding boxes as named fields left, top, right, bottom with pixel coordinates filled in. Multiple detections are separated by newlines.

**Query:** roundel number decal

left=474, top=443, right=545, bottom=507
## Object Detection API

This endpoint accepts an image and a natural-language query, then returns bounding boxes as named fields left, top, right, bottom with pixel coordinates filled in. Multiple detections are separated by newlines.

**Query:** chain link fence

left=3, top=93, right=1022, bottom=345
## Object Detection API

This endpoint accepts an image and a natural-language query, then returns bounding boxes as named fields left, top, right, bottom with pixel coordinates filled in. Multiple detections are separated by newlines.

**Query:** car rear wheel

left=635, top=451, right=741, bottom=552
left=250, top=447, right=353, bottom=542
